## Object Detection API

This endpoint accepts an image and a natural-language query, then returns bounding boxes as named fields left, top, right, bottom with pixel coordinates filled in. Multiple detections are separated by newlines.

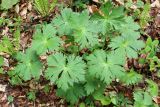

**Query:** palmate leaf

left=146, top=80, right=158, bottom=96
left=72, top=10, right=100, bottom=49
left=52, top=8, right=77, bottom=35
left=121, top=70, right=142, bottom=85
left=109, top=35, right=145, bottom=58
left=32, top=24, right=62, bottom=55
left=45, top=53, right=86, bottom=91
left=84, top=77, right=99, bottom=95
left=93, top=89, right=111, bottom=106
left=117, top=17, right=141, bottom=37
left=133, top=90, right=154, bottom=107
left=11, top=49, right=42, bottom=81
left=92, top=2, right=125, bottom=34
left=86, top=50, right=125, bottom=84
left=52, top=8, right=100, bottom=49
left=56, top=84, right=85, bottom=104
left=84, top=74, right=105, bottom=95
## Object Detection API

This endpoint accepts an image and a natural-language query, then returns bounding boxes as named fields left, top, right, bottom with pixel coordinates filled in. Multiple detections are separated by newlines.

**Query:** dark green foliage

left=31, top=24, right=62, bottom=55
left=45, top=53, right=86, bottom=91
left=9, top=49, right=42, bottom=83
left=87, top=50, right=125, bottom=84
left=0, top=0, right=19, bottom=10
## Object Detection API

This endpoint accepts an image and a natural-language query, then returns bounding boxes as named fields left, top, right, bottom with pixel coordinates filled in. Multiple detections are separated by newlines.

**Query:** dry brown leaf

left=15, top=4, right=20, bottom=14
left=130, top=5, right=138, bottom=10
left=153, top=96, right=160, bottom=104
left=88, top=5, right=99, bottom=13
left=151, top=0, right=160, bottom=8
left=2, top=27, right=9, bottom=36
left=115, top=0, right=124, bottom=5
left=40, top=55, right=47, bottom=60
left=92, top=0, right=100, bottom=3
left=155, top=15, right=160, bottom=27
left=0, top=84, right=7, bottom=92
left=28, top=2, right=32, bottom=11
left=20, top=7, right=28, bottom=19
left=4, top=58, right=9, bottom=67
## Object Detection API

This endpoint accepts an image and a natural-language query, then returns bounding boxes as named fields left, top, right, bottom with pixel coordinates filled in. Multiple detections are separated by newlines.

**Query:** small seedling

left=7, top=95, right=14, bottom=103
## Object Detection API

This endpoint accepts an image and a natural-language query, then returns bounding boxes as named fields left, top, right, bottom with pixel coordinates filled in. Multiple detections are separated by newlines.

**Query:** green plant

left=121, top=69, right=142, bottom=85
left=0, top=18, right=9, bottom=26
left=0, top=56, right=4, bottom=74
left=125, top=1, right=151, bottom=28
left=45, top=53, right=86, bottom=91
left=139, top=3, right=151, bottom=28
left=0, top=17, right=21, bottom=55
left=0, top=31, right=20, bottom=55
left=92, top=2, right=125, bottom=35
left=27, top=91, right=36, bottom=101
left=34, top=0, right=57, bottom=17
left=72, top=0, right=89, bottom=10
left=87, top=50, right=125, bottom=84
left=0, top=0, right=19, bottom=10
left=8, top=1, right=159, bottom=106
left=32, top=24, right=62, bottom=55
left=0, top=36, right=15, bottom=54
left=133, top=79, right=159, bottom=107
left=93, top=90, right=111, bottom=106
left=9, top=49, right=42, bottom=84
left=125, top=0, right=144, bottom=9
left=134, top=90, right=153, bottom=107
left=109, top=92, right=132, bottom=107
left=52, top=8, right=101, bottom=49
left=43, top=85, right=50, bottom=93
left=139, top=37, right=160, bottom=71
left=7, top=95, right=14, bottom=103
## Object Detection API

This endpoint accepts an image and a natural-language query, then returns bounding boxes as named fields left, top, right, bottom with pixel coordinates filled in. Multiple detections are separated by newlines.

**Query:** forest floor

left=0, top=0, right=160, bottom=107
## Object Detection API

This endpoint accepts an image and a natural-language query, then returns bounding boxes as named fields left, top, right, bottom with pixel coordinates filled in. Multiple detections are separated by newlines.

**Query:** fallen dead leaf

left=115, top=0, right=124, bottom=5
left=4, top=58, right=9, bottom=67
left=28, top=2, right=32, bottom=11
left=40, top=55, right=47, bottom=60
left=88, top=5, right=99, bottom=13
left=0, top=84, right=7, bottom=92
left=151, top=0, right=160, bottom=8
left=153, top=96, right=160, bottom=104
left=15, top=4, right=20, bottom=14
left=20, top=7, right=28, bottom=19
left=92, top=0, right=100, bottom=3
left=2, top=27, right=9, bottom=36
left=155, top=15, right=160, bottom=27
